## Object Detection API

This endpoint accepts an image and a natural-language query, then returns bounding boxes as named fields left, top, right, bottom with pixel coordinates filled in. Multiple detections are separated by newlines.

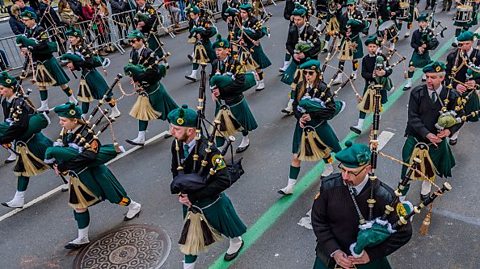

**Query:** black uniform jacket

left=0, top=96, right=34, bottom=144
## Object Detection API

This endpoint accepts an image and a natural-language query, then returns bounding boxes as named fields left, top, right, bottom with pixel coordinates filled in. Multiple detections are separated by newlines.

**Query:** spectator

left=83, top=0, right=113, bottom=54
left=38, top=0, right=67, bottom=53
left=0, top=49, right=9, bottom=71
left=9, top=4, right=26, bottom=35
left=13, top=0, right=35, bottom=13
left=110, top=0, right=131, bottom=46
left=28, top=0, right=40, bottom=10
left=58, top=0, right=79, bottom=26
left=165, top=0, right=180, bottom=27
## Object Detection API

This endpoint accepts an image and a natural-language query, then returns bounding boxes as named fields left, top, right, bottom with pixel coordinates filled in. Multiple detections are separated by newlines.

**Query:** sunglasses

left=129, top=39, right=137, bottom=44
left=303, top=70, right=316, bottom=76
left=338, top=163, right=368, bottom=176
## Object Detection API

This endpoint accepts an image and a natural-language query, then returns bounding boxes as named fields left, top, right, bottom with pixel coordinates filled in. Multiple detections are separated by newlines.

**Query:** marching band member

left=168, top=105, right=246, bottom=269
left=377, top=0, right=401, bottom=51
left=48, top=103, right=142, bottom=249
left=185, top=5, right=217, bottom=82
left=0, top=71, right=54, bottom=208
left=322, top=0, right=343, bottom=53
left=236, top=3, right=271, bottom=91
left=134, top=0, right=167, bottom=64
left=397, top=0, right=416, bottom=38
left=123, top=62, right=178, bottom=146
left=281, top=4, right=322, bottom=115
left=278, top=59, right=343, bottom=195
left=61, top=28, right=121, bottom=119
left=350, top=35, right=393, bottom=134
left=403, top=13, right=439, bottom=91
left=210, top=34, right=243, bottom=76
left=312, top=142, right=412, bottom=269
left=401, top=62, right=460, bottom=201
left=445, top=30, right=480, bottom=145
left=332, top=0, right=365, bottom=85
left=452, top=0, right=478, bottom=46
left=17, top=10, right=77, bottom=112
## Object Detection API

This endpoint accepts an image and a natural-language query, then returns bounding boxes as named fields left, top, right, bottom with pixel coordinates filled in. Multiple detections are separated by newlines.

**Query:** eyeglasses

left=129, top=39, right=136, bottom=44
left=303, top=70, right=316, bottom=76
left=338, top=163, right=368, bottom=176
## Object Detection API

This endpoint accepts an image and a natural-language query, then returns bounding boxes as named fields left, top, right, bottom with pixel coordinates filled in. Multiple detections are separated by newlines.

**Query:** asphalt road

left=1, top=1, right=479, bottom=269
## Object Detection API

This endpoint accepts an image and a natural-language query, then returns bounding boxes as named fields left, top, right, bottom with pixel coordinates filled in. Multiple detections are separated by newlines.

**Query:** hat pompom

left=345, top=141, right=353, bottom=147
left=216, top=34, right=222, bottom=42
left=181, top=104, right=189, bottom=109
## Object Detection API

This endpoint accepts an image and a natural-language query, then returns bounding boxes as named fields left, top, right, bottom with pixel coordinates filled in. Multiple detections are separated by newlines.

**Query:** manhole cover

left=73, top=224, right=171, bottom=269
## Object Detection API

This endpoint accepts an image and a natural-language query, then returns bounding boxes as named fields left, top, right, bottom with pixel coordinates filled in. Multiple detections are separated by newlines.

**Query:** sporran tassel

left=129, top=94, right=161, bottom=121
left=298, top=127, right=331, bottom=161
left=68, top=172, right=100, bottom=209
left=13, top=144, right=49, bottom=177
left=77, top=79, right=95, bottom=103
left=179, top=209, right=222, bottom=255
left=35, top=64, right=56, bottom=87
left=214, top=107, right=242, bottom=137
left=410, top=143, right=436, bottom=181
left=357, top=86, right=375, bottom=113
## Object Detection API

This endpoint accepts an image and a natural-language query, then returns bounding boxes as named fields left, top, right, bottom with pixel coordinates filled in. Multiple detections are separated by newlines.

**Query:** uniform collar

left=354, top=174, right=369, bottom=194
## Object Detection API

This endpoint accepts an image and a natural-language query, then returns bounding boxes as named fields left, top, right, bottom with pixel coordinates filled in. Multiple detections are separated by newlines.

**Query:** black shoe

left=224, top=240, right=244, bottom=261
left=187, top=54, right=193, bottom=61
left=449, top=138, right=457, bottom=146
left=403, top=86, right=411, bottom=91
left=185, top=75, right=197, bottom=82
left=125, top=139, right=145, bottom=146
left=281, top=108, right=294, bottom=116
left=236, top=143, right=249, bottom=153
left=64, top=241, right=89, bottom=250
left=350, top=126, right=362, bottom=134
left=4, top=158, right=16, bottom=164
left=420, top=193, right=429, bottom=203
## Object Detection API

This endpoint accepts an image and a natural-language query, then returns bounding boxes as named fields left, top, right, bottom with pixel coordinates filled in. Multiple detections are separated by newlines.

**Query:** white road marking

left=0, top=131, right=169, bottom=223
left=433, top=208, right=480, bottom=227
left=297, top=131, right=395, bottom=229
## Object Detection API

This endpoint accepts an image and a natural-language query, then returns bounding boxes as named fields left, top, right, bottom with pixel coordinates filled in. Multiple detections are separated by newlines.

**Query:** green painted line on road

left=208, top=37, right=455, bottom=269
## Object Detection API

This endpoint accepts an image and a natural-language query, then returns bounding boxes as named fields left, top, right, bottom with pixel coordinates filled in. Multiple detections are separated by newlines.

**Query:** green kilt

left=182, top=193, right=247, bottom=238
left=292, top=121, right=341, bottom=154
left=84, top=69, right=110, bottom=100
left=250, top=44, right=271, bottom=69
left=463, top=90, right=480, bottom=122
left=362, top=84, right=389, bottom=104
left=147, top=36, right=165, bottom=59
left=77, top=165, right=128, bottom=205
left=352, top=35, right=364, bottom=59
left=401, top=135, right=455, bottom=178
left=147, top=81, right=179, bottom=121
left=281, top=61, right=298, bottom=85
left=20, top=132, right=53, bottom=161
left=409, top=51, right=432, bottom=68
left=39, top=57, right=70, bottom=86
left=313, top=256, right=391, bottom=269
left=215, top=97, right=258, bottom=131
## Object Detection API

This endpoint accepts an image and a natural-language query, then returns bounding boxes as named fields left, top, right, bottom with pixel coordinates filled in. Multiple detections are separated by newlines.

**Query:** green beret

left=127, top=30, right=145, bottom=40
left=336, top=141, right=371, bottom=168
left=239, top=3, right=253, bottom=12
left=224, top=7, right=239, bottom=16
left=20, top=10, right=37, bottom=20
left=416, top=13, right=428, bottom=22
left=16, top=35, right=37, bottom=47
left=457, top=30, right=475, bottom=42
left=299, top=59, right=321, bottom=71
left=60, top=53, right=83, bottom=63
left=65, top=28, right=83, bottom=38
left=0, top=71, right=18, bottom=89
left=124, top=63, right=146, bottom=82
left=54, top=102, right=82, bottom=119
left=364, top=34, right=380, bottom=46
left=187, top=5, right=201, bottom=14
left=422, top=61, right=446, bottom=73
left=212, top=34, right=230, bottom=49
left=167, top=104, right=198, bottom=127
left=292, top=3, right=308, bottom=17
left=346, top=0, right=357, bottom=5
left=347, top=19, right=363, bottom=28
left=210, top=74, right=233, bottom=89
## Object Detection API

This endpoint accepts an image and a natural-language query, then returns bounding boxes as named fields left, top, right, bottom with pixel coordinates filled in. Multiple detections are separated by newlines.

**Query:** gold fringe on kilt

left=298, top=126, right=331, bottom=161
left=239, top=49, right=259, bottom=72
left=187, top=37, right=197, bottom=44
left=13, top=143, right=49, bottom=177
left=326, top=17, right=340, bottom=35
left=291, top=68, right=304, bottom=90
left=409, top=142, right=436, bottom=182
left=357, top=86, right=383, bottom=113
left=214, top=106, right=243, bottom=137
left=35, top=64, right=57, bottom=87
left=77, top=79, right=95, bottom=103
left=338, top=40, right=354, bottom=61
left=129, top=94, right=161, bottom=121
left=193, top=44, right=210, bottom=65
left=179, top=209, right=223, bottom=255
left=68, top=173, right=101, bottom=209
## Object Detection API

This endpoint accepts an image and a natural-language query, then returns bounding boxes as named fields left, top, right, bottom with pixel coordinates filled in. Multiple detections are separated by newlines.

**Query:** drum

left=397, top=2, right=410, bottom=20
left=455, top=5, right=473, bottom=23
left=377, top=20, right=399, bottom=42
left=361, top=0, right=377, bottom=13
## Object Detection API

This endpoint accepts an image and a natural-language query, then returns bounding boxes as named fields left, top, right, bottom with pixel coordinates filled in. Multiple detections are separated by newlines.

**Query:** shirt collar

left=185, top=138, right=197, bottom=154
left=67, top=125, right=82, bottom=134
left=354, top=174, right=369, bottom=194
left=428, top=85, right=443, bottom=96
left=467, top=47, right=474, bottom=57
left=5, top=96, right=15, bottom=103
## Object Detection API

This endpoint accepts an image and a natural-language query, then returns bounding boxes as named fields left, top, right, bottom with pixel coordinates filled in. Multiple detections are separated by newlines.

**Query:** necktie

left=431, top=91, right=437, bottom=103
left=66, top=132, right=74, bottom=142
left=183, top=144, right=190, bottom=158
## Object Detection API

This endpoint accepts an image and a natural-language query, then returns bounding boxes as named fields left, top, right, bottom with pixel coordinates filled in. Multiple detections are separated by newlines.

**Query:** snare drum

left=397, top=2, right=410, bottom=20
left=361, top=0, right=377, bottom=13
left=377, top=20, right=398, bottom=42
left=455, top=5, right=473, bottom=24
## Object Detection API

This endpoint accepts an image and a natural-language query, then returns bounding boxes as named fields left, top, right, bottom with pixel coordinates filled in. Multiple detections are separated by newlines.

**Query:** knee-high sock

left=323, top=155, right=333, bottom=164
left=184, top=255, right=197, bottom=264
left=139, top=120, right=148, bottom=132
left=74, top=210, right=90, bottom=229
left=81, top=102, right=90, bottom=114
left=39, top=90, right=48, bottom=101
left=241, top=130, right=249, bottom=136
left=192, top=63, right=199, bottom=70
left=408, top=69, right=414, bottom=79
left=257, top=71, right=264, bottom=80
left=338, top=60, right=345, bottom=71
left=359, top=111, right=366, bottom=119
left=17, top=176, right=29, bottom=192
left=289, top=165, right=301, bottom=180
left=284, top=53, right=291, bottom=61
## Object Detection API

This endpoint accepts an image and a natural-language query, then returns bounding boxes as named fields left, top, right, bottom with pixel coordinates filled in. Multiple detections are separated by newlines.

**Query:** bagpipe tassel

left=68, top=172, right=100, bottom=209
left=77, top=79, right=95, bottom=103
left=129, top=94, right=161, bottom=121
left=298, top=127, right=331, bottom=162
left=35, top=64, right=56, bottom=87
left=214, top=107, right=243, bottom=137
left=338, top=40, right=353, bottom=61
left=179, top=208, right=222, bottom=255
left=357, top=86, right=375, bottom=113
left=13, top=143, right=49, bottom=177
left=419, top=203, right=433, bottom=236
left=291, top=68, right=304, bottom=90
left=410, top=143, right=436, bottom=182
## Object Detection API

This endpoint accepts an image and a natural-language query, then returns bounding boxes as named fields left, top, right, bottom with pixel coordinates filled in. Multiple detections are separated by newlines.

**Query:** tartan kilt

left=281, top=61, right=298, bottom=85
left=215, top=97, right=258, bottom=132
left=75, top=165, right=128, bottom=205
left=251, top=44, right=272, bottom=69
left=409, top=51, right=432, bottom=68
left=463, top=90, right=480, bottom=122
left=38, top=57, right=70, bottom=86
left=292, top=121, right=341, bottom=155
left=147, top=35, right=164, bottom=59
left=84, top=69, right=110, bottom=100
left=147, top=82, right=179, bottom=121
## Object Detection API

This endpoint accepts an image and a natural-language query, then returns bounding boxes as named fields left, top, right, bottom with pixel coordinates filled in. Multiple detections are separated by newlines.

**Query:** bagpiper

left=46, top=103, right=142, bottom=249
left=168, top=105, right=246, bottom=269
left=123, top=60, right=178, bottom=146
left=350, top=35, right=394, bottom=134
left=332, top=0, right=365, bottom=85
left=377, top=0, right=401, bottom=51
left=445, top=30, right=480, bottom=145
left=185, top=5, right=217, bottom=82
left=400, top=62, right=460, bottom=201
left=278, top=59, right=344, bottom=195
left=452, top=0, right=478, bottom=46
left=60, top=28, right=121, bottom=119
left=397, top=0, right=417, bottom=38
left=0, top=71, right=54, bottom=208
left=210, top=34, right=243, bottom=76
left=17, top=10, right=77, bottom=112
left=236, top=3, right=272, bottom=91
left=321, top=0, right=343, bottom=53
left=403, top=13, right=439, bottom=91
left=281, top=3, right=322, bottom=115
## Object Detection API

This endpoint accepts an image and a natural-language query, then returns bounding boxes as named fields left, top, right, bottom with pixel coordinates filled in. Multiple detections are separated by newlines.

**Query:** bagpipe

left=232, top=13, right=272, bottom=48
left=229, top=40, right=260, bottom=73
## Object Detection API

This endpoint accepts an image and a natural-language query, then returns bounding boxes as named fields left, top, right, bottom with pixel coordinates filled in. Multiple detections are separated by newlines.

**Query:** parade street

left=0, top=2, right=479, bottom=268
